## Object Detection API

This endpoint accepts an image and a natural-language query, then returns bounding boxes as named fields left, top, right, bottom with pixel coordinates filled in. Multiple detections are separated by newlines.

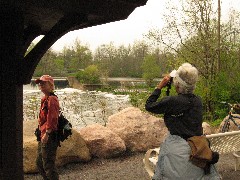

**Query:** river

left=23, top=87, right=132, bottom=130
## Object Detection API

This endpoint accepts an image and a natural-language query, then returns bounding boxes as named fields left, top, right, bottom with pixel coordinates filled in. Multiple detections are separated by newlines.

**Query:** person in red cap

left=35, top=75, right=60, bottom=180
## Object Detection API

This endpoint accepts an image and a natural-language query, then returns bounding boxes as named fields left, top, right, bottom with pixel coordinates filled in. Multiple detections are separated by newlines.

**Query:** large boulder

left=23, top=120, right=91, bottom=173
left=79, top=124, right=126, bottom=158
left=106, top=107, right=168, bottom=152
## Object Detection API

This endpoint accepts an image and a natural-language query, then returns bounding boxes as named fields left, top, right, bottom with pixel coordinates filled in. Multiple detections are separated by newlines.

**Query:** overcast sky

left=34, top=0, right=240, bottom=52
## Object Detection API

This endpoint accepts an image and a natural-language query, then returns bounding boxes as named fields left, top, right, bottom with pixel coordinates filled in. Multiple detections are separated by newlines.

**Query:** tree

left=128, top=40, right=150, bottom=77
left=33, top=48, right=59, bottom=76
left=76, top=65, right=100, bottom=84
left=142, top=54, right=161, bottom=86
left=94, top=42, right=117, bottom=78
left=112, top=45, right=131, bottom=77
left=69, top=39, right=93, bottom=73
left=61, top=46, right=75, bottom=73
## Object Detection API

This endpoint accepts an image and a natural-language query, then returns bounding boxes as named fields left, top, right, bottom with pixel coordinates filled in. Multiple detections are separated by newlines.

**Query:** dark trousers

left=36, top=135, right=59, bottom=180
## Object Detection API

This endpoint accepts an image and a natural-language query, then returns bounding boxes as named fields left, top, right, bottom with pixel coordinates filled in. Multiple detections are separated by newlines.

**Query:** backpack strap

left=43, top=92, right=58, bottom=110
left=40, top=92, right=59, bottom=127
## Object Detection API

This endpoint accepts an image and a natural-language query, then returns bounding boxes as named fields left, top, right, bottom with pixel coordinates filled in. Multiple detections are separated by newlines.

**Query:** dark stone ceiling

left=25, top=0, right=148, bottom=34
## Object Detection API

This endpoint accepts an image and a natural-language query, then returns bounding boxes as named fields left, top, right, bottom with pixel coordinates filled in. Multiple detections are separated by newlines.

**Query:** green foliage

left=65, top=40, right=93, bottom=73
left=76, top=65, right=100, bottom=84
left=33, top=40, right=93, bottom=77
left=142, top=55, right=161, bottom=86
left=206, top=119, right=222, bottom=128
left=213, top=72, right=231, bottom=102
left=93, top=41, right=150, bottom=78
left=129, top=91, right=149, bottom=109
left=33, top=49, right=65, bottom=76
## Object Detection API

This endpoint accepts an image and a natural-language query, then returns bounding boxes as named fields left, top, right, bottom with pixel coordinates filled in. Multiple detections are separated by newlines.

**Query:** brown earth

left=24, top=151, right=240, bottom=180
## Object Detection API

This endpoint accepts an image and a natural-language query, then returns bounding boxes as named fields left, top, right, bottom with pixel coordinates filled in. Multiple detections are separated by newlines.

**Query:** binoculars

left=166, top=77, right=173, bottom=96
left=165, top=70, right=176, bottom=96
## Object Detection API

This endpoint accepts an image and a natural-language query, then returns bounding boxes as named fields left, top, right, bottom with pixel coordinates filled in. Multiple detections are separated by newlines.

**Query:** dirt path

left=24, top=152, right=240, bottom=180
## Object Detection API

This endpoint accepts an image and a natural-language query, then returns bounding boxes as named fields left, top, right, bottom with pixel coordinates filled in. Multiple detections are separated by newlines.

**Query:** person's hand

left=41, top=133, right=49, bottom=144
left=156, top=75, right=171, bottom=89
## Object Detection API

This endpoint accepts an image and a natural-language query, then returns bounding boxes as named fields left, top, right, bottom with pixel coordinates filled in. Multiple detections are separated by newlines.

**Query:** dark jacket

left=145, top=89, right=203, bottom=139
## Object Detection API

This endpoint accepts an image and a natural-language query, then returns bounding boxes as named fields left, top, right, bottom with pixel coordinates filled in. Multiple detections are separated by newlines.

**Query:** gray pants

left=36, top=134, right=59, bottom=180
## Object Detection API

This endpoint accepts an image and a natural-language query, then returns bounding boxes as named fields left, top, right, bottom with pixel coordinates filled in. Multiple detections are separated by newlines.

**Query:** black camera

left=34, top=127, right=41, bottom=141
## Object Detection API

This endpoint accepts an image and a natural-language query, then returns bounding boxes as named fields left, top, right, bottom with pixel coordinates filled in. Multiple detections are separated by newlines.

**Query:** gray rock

left=107, top=107, right=168, bottom=152
left=79, top=124, right=126, bottom=158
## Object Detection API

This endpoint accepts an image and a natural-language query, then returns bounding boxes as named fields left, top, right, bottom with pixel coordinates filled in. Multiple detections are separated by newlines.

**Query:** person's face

left=38, top=81, right=52, bottom=94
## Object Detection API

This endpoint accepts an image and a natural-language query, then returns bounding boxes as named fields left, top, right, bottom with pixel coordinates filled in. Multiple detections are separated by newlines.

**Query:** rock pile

left=24, top=107, right=212, bottom=173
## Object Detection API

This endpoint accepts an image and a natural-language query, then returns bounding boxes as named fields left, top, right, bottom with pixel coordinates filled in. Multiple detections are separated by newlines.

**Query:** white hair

left=173, top=63, right=198, bottom=94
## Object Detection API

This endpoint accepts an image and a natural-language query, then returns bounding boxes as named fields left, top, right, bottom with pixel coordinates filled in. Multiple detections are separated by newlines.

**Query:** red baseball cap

left=35, top=75, right=54, bottom=85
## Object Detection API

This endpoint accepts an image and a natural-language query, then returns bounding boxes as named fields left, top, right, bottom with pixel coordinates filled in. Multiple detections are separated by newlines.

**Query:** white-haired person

left=145, top=63, right=220, bottom=179
left=35, top=75, right=60, bottom=180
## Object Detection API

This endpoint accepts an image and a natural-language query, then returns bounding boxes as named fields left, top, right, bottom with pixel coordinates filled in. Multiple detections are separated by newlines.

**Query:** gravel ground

left=24, top=152, right=149, bottom=180
left=24, top=151, right=240, bottom=180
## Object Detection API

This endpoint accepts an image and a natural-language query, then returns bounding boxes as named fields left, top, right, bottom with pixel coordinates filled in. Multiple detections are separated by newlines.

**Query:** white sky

left=34, top=0, right=240, bottom=52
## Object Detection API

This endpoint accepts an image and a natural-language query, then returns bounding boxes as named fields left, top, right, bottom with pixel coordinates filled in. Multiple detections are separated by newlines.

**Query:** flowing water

left=23, top=87, right=131, bottom=130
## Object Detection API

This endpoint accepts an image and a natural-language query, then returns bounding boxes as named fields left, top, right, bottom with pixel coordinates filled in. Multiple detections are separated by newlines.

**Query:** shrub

left=76, top=65, right=100, bottom=84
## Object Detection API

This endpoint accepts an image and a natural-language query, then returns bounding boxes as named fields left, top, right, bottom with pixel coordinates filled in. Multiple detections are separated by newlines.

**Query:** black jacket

left=145, top=89, right=203, bottom=139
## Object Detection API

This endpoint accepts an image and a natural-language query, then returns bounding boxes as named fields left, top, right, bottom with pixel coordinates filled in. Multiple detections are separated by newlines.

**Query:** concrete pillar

left=0, top=1, right=24, bottom=179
